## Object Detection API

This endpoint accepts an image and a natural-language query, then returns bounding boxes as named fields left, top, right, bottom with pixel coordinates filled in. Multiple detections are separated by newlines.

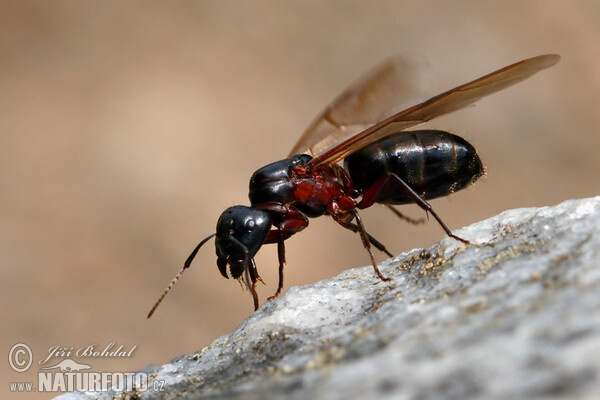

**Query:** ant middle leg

left=343, top=209, right=391, bottom=282
left=335, top=219, right=393, bottom=258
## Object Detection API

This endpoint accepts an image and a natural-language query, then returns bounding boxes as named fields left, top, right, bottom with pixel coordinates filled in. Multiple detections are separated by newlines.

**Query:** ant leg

left=267, top=233, right=286, bottom=301
left=226, top=235, right=263, bottom=310
left=386, top=172, right=469, bottom=244
left=246, top=258, right=260, bottom=311
left=357, top=174, right=386, bottom=209
left=256, top=202, right=309, bottom=240
left=335, top=219, right=393, bottom=258
left=386, top=205, right=426, bottom=225
left=356, top=176, right=427, bottom=227
left=259, top=204, right=309, bottom=302
left=349, top=209, right=391, bottom=282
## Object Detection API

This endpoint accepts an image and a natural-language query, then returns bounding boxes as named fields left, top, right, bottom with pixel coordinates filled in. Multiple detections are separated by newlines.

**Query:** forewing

left=288, top=55, right=430, bottom=157
left=307, top=54, right=560, bottom=167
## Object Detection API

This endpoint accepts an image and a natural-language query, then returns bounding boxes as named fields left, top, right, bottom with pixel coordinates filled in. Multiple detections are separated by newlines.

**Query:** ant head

left=215, top=206, right=272, bottom=279
left=147, top=205, right=271, bottom=319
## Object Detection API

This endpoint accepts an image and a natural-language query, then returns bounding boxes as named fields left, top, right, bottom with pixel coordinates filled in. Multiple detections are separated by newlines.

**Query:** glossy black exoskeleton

left=215, top=206, right=271, bottom=280
left=248, top=154, right=314, bottom=213
left=344, top=130, right=484, bottom=204
left=148, top=54, right=559, bottom=317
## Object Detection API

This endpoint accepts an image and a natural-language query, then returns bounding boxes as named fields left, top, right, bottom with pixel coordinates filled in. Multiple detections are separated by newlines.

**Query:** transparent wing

left=288, top=55, right=431, bottom=157
left=306, top=54, right=560, bottom=168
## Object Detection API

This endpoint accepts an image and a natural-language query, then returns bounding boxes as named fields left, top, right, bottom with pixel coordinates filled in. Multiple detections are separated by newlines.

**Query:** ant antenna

left=147, top=233, right=216, bottom=319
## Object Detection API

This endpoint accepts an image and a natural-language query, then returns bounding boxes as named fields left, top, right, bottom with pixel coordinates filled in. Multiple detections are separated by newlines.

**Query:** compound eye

left=245, top=219, right=256, bottom=231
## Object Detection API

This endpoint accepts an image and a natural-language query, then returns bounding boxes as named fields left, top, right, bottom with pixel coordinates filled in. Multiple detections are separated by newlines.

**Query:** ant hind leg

left=385, top=204, right=426, bottom=225
left=386, top=173, right=470, bottom=244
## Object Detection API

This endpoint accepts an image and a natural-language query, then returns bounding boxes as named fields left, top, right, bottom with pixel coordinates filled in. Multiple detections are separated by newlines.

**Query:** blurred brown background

left=2, top=1, right=599, bottom=397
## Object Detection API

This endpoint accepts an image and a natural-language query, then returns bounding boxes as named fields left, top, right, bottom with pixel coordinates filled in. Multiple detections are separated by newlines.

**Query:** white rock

left=55, top=196, right=600, bottom=400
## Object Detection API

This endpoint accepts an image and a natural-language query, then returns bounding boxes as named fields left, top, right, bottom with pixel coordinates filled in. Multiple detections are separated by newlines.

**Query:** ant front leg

left=245, top=258, right=261, bottom=311
left=263, top=230, right=286, bottom=302
left=255, top=202, right=309, bottom=301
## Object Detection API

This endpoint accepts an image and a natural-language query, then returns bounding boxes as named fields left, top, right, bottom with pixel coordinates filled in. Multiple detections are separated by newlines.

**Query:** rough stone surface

left=57, top=197, right=600, bottom=400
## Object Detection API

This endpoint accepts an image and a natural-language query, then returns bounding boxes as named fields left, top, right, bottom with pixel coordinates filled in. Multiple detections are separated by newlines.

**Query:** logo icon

left=39, top=358, right=91, bottom=372
left=8, top=343, right=33, bottom=373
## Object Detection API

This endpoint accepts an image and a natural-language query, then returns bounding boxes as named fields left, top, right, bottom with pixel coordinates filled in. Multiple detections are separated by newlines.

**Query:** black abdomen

left=343, top=130, right=484, bottom=204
